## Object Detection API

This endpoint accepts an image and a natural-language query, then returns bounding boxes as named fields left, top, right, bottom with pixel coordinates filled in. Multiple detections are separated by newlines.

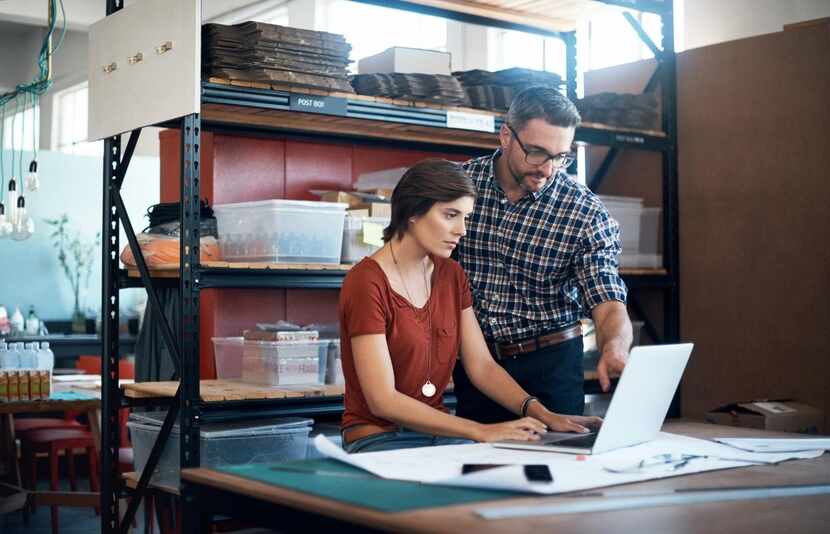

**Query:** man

left=454, top=86, right=632, bottom=423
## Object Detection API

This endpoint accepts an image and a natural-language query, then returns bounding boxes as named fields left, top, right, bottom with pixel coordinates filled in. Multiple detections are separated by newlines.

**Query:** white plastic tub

left=599, top=195, right=643, bottom=253
left=242, top=339, right=329, bottom=386
left=213, top=199, right=348, bottom=264
left=341, top=216, right=390, bottom=263
left=128, top=414, right=313, bottom=487
left=212, top=337, right=244, bottom=380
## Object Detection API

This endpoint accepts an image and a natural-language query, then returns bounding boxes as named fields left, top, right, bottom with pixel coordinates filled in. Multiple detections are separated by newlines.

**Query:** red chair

left=23, top=427, right=99, bottom=534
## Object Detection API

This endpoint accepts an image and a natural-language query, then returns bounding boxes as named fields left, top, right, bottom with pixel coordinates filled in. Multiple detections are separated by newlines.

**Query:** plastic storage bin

left=128, top=413, right=313, bottom=487
left=322, top=340, right=343, bottom=385
left=242, top=339, right=329, bottom=386
left=341, top=216, right=390, bottom=263
left=212, top=337, right=244, bottom=380
left=213, top=200, right=348, bottom=264
left=637, top=207, right=662, bottom=268
left=599, top=195, right=643, bottom=253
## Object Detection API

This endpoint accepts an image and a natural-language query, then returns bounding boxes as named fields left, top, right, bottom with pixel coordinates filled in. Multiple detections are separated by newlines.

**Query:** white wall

left=0, top=24, right=161, bottom=157
left=682, top=0, right=830, bottom=50
left=0, top=149, right=159, bottom=321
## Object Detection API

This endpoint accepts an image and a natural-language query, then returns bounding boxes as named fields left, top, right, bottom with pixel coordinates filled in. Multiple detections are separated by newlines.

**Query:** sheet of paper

left=361, top=222, right=385, bottom=247
left=713, top=437, right=830, bottom=453
left=314, top=433, right=824, bottom=495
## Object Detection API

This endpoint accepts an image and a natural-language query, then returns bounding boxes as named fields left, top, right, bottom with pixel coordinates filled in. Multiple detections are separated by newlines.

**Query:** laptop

left=494, top=343, right=693, bottom=455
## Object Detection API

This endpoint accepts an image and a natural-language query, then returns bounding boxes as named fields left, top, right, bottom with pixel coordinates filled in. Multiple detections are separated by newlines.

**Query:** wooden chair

left=22, top=427, right=99, bottom=534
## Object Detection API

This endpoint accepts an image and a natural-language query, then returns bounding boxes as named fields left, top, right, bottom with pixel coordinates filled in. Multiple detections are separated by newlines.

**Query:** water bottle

left=0, top=342, right=11, bottom=369
left=3, top=342, right=21, bottom=369
left=37, top=342, right=55, bottom=372
left=22, top=342, right=38, bottom=369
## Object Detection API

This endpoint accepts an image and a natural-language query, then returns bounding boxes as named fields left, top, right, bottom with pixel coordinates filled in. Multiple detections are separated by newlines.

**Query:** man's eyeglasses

left=507, top=124, right=575, bottom=168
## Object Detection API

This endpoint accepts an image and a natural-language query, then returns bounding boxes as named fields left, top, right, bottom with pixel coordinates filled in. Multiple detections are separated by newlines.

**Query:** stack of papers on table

left=314, top=433, right=825, bottom=495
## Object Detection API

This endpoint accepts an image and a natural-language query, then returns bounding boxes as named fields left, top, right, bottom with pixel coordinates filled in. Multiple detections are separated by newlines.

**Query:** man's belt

left=489, top=323, right=582, bottom=359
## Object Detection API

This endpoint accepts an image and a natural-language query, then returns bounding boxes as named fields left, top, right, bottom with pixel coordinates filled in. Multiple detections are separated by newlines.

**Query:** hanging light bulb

left=26, top=160, right=39, bottom=192
left=7, top=178, right=19, bottom=226
left=11, top=196, right=34, bottom=241
left=0, top=202, right=12, bottom=239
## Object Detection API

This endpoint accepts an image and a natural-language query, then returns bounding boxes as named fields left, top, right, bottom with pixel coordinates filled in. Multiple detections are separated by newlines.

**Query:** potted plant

left=45, top=214, right=101, bottom=333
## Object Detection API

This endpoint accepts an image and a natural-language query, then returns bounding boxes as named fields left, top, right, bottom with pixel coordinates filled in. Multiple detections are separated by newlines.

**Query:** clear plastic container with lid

left=213, top=199, right=348, bottom=264
left=127, top=412, right=313, bottom=487
left=242, top=339, right=329, bottom=386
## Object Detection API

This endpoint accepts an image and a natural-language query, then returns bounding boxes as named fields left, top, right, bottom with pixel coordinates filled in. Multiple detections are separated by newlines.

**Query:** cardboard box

left=317, top=191, right=367, bottom=209
left=347, top=208, right=370, bottom=218
left=369, top=202, right=391, bottom=218
left=358, top=47, right=451, bottom=76
left=705, top=400, right=823, bottom=434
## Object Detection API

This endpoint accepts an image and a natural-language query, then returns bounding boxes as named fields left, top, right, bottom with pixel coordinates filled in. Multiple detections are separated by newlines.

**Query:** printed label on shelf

left=446, top=111, right=495, bottom=133
left=289, top=94, right=347, bottom=116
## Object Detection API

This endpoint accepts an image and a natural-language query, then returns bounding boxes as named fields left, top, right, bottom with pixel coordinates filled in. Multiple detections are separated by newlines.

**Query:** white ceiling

left=0, top=0, right=282, bottom=31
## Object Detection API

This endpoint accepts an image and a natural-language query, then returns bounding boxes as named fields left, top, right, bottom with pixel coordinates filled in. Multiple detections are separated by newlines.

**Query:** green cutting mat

left=216, top=459, right=521, bottom=512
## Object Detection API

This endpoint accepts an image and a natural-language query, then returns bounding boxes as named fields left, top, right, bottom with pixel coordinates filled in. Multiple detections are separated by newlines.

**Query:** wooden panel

left=208, top=288, right=287, bottom=338
left=674, top=24, right=830, bottom=429
left=398, top=0, right=603, bottom=33
left=121, top=380, right=344, bottom=401
left=351, top=146, right=473, bottom=184
left=212, top=134, right=285, bottom=203
left=285, top=290, right=341, bottom=327
left=201, top=105, right=501, bottom=151
left=158, top=129, right=215, bottom=204
left=284, top=139, right=353, bottom=201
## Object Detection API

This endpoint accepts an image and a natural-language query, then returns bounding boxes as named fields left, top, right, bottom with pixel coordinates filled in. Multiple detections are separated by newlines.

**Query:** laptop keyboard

left=550, top=432, right=598, bottom=448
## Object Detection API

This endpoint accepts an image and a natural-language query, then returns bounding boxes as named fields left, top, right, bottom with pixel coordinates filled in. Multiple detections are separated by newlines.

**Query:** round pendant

left=421, top=381, right=436, bottom=398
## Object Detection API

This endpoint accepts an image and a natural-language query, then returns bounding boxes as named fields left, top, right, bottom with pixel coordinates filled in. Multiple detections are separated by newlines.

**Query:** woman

left=339, top=159, right=600, bottom=453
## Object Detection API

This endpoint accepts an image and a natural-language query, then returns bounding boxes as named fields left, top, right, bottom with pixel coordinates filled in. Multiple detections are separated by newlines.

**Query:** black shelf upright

left=99, top=1, right=680, bottom=532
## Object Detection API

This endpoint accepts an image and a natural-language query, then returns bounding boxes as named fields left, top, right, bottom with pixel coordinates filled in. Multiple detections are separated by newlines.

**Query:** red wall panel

left=284, top=139, right=353, bottom=200
left=213, top=135, right=286, bottom=203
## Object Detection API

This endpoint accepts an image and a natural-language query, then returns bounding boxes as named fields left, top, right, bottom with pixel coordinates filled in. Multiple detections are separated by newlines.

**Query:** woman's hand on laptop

left=542, top=413, right=604, bottom=434
left=526, top=400, right=604, bottom=433
left=472, top=417, right=549, bottom=442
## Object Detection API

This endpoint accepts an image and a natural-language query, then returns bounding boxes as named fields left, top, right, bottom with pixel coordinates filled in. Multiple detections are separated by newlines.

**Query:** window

left=323, top=1, right=447, bottom=73
left=250, top=5, right=289, bottom=25
left=51, top=81, right=102, bottom=156
left=582, top=10, right=663, bottom=71
left=488, top=29, right=565, bottom=76
left=487, top=10, right=663, bottom=76
left=2, top=101, right=39, bottom=152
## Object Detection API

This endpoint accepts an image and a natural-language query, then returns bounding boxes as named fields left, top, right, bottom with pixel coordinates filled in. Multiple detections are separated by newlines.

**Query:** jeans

left=453, top=336, right=585, bottom=424
left=342, top=429, right=474, bottom=453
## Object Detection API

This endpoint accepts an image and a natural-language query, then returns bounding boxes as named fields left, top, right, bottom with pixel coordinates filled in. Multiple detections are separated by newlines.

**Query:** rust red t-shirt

left=339, top=255, right=473, bottom=431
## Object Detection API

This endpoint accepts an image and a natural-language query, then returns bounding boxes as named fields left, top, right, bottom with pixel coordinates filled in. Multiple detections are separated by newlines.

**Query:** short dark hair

left=506, top=86, right=581, bottom=131
left=383, top=159, right=476, bottom=243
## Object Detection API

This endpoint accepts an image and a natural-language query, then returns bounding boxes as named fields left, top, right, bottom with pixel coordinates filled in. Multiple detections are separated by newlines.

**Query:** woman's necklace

left=389, top=242, right=436, bottom=398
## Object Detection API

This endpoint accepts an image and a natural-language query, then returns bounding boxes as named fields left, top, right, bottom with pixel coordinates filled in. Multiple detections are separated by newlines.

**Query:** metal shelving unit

left=99, top=1, right=679, bottom=532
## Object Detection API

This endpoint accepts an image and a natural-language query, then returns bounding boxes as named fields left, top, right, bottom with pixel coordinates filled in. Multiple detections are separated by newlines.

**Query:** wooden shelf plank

left=121, top=380, right=344, bottom=402
left=122, top=472, right=179, bottom=496
left=202, top=104, right=501, bottom=150
left=620, top=267, right=667, bottom=276
left=127, top=265, right=665, bottom=279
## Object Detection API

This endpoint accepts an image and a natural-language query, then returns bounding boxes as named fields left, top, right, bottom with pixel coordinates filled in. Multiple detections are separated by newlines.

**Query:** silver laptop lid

left=591, top=343, right=693, bottom=454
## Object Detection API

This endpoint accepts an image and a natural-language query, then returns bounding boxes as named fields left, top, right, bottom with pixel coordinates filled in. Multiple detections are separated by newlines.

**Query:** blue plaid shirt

left=458, top=150, right=627, bottom=343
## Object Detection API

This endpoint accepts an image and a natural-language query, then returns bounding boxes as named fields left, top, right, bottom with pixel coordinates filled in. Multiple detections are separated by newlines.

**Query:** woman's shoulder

left=342, top=257, right=386, bottom=291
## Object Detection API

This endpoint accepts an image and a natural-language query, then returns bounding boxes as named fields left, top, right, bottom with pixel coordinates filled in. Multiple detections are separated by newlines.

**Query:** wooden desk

left=182, top=422, right=830, bottom=533
left=0, top=388, right=102, bottom=515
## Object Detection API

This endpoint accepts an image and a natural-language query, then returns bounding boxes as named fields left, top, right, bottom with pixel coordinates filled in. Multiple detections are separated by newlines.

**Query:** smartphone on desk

left=461, top=464, right=553, bottom=483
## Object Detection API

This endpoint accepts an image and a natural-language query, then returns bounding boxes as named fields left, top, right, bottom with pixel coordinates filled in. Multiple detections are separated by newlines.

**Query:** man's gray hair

left=506, top=86, right=581, bottom=132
